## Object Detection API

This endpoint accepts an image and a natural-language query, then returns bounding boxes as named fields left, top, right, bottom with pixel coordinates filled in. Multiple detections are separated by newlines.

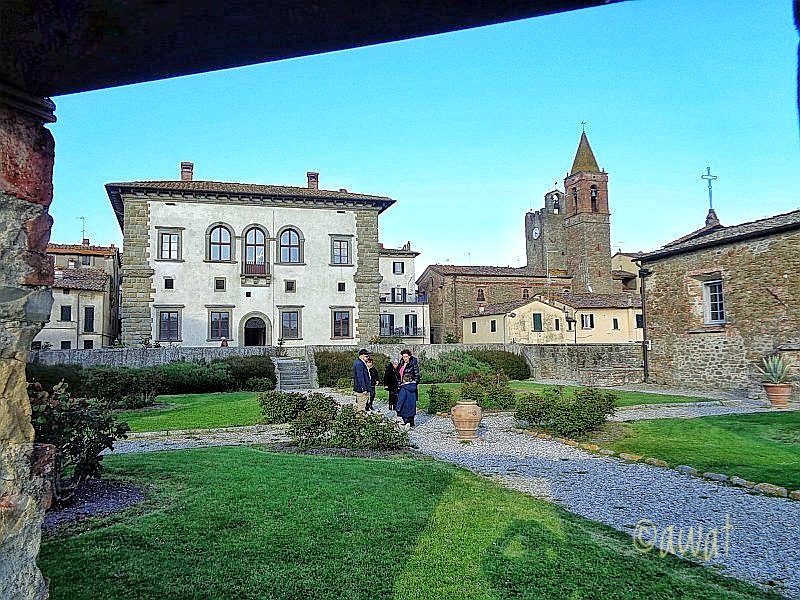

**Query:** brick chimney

left=181, top=161, right=194, bottom=181
left=307, top=172, right=319, bottom=190
left=82, top=238, right=90, bottom=247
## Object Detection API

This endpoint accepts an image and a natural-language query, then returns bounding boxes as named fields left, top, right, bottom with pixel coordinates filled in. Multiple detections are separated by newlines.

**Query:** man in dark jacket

left=352, top=348, right=371, bottom=412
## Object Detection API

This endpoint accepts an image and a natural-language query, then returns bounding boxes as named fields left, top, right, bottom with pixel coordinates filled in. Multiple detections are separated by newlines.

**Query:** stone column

left=353, top=209, right=381, bottom=343
left=0, top=85, right=57, bottom=600
left=120, top=198, right=154, bottom=345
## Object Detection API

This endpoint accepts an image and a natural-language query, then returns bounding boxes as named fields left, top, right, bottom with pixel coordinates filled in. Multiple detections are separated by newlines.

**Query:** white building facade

left=378, top=243, right=430, bottom=344
left=108, top=166, right=394, bottom=347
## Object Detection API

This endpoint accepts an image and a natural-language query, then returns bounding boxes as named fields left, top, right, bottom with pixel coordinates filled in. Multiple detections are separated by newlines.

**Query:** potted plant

left=756, top=354, right=794, bottom=409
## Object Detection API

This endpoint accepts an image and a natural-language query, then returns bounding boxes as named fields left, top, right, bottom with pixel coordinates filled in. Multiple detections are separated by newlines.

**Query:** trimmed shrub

left=467, top=350, right=530, bottom=380
left=313, top=351, right=390, bottom=387
left=288, top=393, right=340, bottom=447
left=515, top=386, right=618, bottom=437
left=213, top=355, right=276, bottom=391
left=29, top=381, right=129, bottom=505
left=157, top=361, right=232, bottom=395
left=258, top=390, right=308, bottom=424
left=26, top=363, right=85, bottom=395
left=426, top=385, right=456, bottom=414
left=243, top=377, right=275, bottom=391
left=335, top=377, right=353, bottom=390
left=459, top=381, right=484, bottom=404
left=418, top=350, right=492, bottom=384
left=83, top=366, right=164, bottom=409
left=458, top=373, right=517, bottom=410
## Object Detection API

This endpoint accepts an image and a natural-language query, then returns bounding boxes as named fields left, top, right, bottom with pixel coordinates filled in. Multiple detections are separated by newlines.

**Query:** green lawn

left=586, top=411, right=800, bottom=490
left=40, top=447, right=776, bottom=600
left=118, top=392, right=261, bottom=432
left=378, top=381, right=712, bottom=410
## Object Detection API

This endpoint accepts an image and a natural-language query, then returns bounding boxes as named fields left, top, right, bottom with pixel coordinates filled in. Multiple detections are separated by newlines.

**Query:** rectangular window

left=84, top=306, right=95, bottom=333
left=393, top=261, right=404, bottom=275
left=332, top=310, right=352, bottom=338
left=392, top=288, right=407, bottom=303
left=210, top=311, right=230, bottom=340
left=285, top=280, right=296, bottom=293
left=635, top=314, right=644, bottom=329
left=60, top=341, right=71, bottom=350
left=581, top=314, right=595, bottom=329
left=281, top=311, right=300, bottom=339
left=164, top=278, right=174, bottom=290
left=532, top=313, right=543, bottom=332
left=380, top=313, right=395, bottom=335
left=405, top=313, right=418, bottom=336
left=68, top=258, right=76, bottom=269
left=555, top=318, right=561, bottom=331
left=522, top=288, right=530, bottom=300
left=703, top=281, right=725, bottom=324
left=60, top=305, right=72, bottom=321
left=476, top=288, right=485, bottom=302
left=612, top=317, right=620, bottom=330
left=337, top=282, right=346, bottom=292
left=83, top=339, right=94, bottom=349
left=158, top=311, right=179, bottom=341
left=471, top=321, right=477, bottom=334
left=81, top=255, right=90, bottom=265
left=331, top=239, right=351, bottom=265
left=63, top=288, right=70, bottom=295
left=31, top=341, right=42, bottom=350
left=490, top=319, right=497, bottom=333
left=159, top=232, right=180, bottom=260
left=214, top=278, right=226, bottom=291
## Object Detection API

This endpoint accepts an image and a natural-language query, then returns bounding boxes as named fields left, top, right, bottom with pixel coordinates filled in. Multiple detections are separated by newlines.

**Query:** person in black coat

left=383, top=359, right=400, bottom=411
left=365, top=357, right=381, bottom=412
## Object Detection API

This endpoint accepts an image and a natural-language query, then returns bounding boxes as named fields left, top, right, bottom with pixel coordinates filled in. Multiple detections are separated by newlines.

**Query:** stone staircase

left=274, top=357, right=312, bottom=390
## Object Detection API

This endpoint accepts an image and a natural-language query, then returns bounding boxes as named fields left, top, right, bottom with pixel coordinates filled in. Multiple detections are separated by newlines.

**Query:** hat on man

left=358, top=348, right=370, bottom=356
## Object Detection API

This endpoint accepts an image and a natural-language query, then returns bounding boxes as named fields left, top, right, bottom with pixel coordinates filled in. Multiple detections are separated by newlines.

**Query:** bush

left=157, top=361, right=232, bottom=395
left=458, top=373, right=517, bottom=410
left=288, top=393, right=341, bottom=448
left=243, top=377, right=275, bottom=391
left=313, top=351, right=390, bottom=387
left=26, top=363, right=85, bottom=395
left=467, top=350, right=530, bottom=380
left=427, top=385, right=456, bottom=414
left=83, top=366, right=163, bottom=409
left=459, top=381, right=484, bottom=404
left=335, top=377, right=353, bottom=390
left=418, top=350, right=492, bottom=384
left=29, top=381, right=130, bottom=505
left=515, top=386, right=618, bottom=437
left=258, top=390, right=308, bottom=424
left=213, top=355, right=276, bottom=391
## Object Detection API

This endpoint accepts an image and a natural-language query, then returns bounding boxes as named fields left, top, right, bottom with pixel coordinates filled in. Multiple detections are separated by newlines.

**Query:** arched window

left=280, top=228, right=302, bottom=263
left=571, top=187, right=578, bottom=213
left=244, top=227, right=267, bottom=274
left=590, top=186, right=599, bottom=212
left=209, top=225, right=232, bottom=261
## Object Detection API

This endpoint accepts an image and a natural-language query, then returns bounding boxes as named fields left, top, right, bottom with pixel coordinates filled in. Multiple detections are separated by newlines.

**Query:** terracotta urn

left=450, top=401, right=483, bottom=440
left=763, top=383, right=792, bottom=409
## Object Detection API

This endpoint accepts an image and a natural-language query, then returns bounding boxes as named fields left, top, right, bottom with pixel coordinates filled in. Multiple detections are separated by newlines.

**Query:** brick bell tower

left=563, top=131, right=614, bottom=293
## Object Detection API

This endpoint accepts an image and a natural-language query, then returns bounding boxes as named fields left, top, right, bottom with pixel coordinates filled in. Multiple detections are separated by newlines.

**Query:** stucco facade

left=641, top=210, right=800, bottom=397
left=463, top=294, right=642, bottom=345
left=107, top=167, right=395, bottom=347
left=377, top=243, right=429, bottom=344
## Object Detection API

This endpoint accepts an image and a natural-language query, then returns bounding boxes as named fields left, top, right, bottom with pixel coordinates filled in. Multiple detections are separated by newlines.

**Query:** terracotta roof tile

left=547, top=292, right=642, bottom=309
left=463, top=299, right=531, bottom=318
left=424, top=264, right=552, bottom=277
left=48, top=243, right=118, bottom=257
left=53, top=268, right=109, bottom=291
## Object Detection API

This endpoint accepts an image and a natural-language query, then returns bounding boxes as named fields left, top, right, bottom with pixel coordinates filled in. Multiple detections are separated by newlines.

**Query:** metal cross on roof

left=580, top=121, right=587, bottom=132
left=701, top=166, right=718, bottom=209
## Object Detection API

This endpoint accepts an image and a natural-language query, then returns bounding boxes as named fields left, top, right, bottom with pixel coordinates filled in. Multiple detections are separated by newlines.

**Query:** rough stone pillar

left=120, top=198, right=154, bottom=345
left=0, top=85, right=57, bottom=600
left=353, top=209, right=381, bottom=343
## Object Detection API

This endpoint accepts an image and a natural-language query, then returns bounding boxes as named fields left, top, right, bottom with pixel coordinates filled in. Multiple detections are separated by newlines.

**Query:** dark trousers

left=366, top=387, right=375, bottom=410
left=388, top=392, right=398, bottom=411
left=402, top=415, right=415, bottom=427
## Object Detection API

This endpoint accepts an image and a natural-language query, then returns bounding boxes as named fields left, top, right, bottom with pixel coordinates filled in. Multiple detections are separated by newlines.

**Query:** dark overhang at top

left=105, top=179, right=396, bottom=231
left=1, top=1, right=622, bottom=98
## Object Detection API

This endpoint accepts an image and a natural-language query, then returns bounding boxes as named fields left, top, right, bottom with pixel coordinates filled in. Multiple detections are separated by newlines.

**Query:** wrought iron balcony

left=379, top=326, right=426, bottom=337
left=242, top=262, right=269, bottom=275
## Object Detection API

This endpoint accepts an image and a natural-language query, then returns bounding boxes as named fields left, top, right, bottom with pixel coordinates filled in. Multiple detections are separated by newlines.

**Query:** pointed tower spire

left=570, top=131, right=600, bottom=175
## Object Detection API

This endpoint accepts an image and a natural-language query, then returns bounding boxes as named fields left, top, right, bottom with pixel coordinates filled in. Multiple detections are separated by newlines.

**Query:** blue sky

left=49, top=0, right=798, bottom=273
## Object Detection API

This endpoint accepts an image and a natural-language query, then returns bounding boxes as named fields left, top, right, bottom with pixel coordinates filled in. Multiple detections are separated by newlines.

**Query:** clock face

left=532, top=227, right=541, bottom=240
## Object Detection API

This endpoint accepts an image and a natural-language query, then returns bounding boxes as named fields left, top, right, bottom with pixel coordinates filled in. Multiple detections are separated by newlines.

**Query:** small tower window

left=476, top=288, right=486, bottom=302
left=571, top=187, right=578, bottom=213
left=552, top=194, right=560, bottom=213
left=590, top=186, right=599, bottom=212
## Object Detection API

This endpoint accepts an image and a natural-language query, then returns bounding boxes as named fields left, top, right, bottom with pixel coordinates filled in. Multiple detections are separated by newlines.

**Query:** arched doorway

left=244, top=317, right=266, bottom=346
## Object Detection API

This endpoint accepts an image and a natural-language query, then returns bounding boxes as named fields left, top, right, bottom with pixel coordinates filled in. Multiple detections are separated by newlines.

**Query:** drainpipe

left=637, top=263, right=652, bottom=383
left=76, top=291, right=81, bottom=349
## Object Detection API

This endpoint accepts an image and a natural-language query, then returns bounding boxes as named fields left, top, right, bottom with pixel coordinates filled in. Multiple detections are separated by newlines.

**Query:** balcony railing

left=242, top=262, right=268, bottom=275
left=379, top=326, right=426, bottom=337
left=380, top=294, right=427, bottom=304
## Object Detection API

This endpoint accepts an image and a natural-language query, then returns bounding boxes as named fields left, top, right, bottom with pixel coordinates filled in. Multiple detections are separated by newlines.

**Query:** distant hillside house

left=463, top=292, right=642, bottom=345
left=107, top=164, right=394, bottom=347
left=378, top=242, right=430, bottom=344
left=640, top=209, right=800, bottom=397
left=33, top=240, right=121, bottom=349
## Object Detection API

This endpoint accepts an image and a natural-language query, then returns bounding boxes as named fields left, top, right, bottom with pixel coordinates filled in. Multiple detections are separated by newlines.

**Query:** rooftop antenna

left=78, top=216, right=86, bottom=241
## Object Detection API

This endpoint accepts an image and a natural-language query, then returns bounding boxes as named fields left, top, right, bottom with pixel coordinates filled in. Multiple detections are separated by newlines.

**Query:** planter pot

left=450, top=401, right=483, bottom=440
left=763, top=383, right=792, bottom=409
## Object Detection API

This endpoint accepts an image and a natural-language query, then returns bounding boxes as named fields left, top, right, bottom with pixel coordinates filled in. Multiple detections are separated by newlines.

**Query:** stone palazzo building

left=640, top=209, right=800, bottom=397
left=107, top=164, right=395, bottom=347
left=419, top=132, right=627, bottom=343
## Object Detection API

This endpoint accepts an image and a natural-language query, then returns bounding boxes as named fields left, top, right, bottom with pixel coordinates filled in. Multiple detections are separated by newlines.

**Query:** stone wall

left=120, top=199, right=154, bottom=345
left=644, top=230, right=800, bottom=398
left=353, top=209, right=381, bottom=342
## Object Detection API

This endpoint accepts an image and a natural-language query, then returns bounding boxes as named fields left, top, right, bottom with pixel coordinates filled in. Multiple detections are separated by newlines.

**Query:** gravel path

left=613, top=400, right=773, bottom=421
left=409, top=412, right=800, bottom=598
left=110, top=424, right=289, bottom=454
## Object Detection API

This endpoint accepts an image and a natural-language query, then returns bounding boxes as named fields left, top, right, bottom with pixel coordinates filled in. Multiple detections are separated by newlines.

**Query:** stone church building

left=419, top=132, right=630, bottom=343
